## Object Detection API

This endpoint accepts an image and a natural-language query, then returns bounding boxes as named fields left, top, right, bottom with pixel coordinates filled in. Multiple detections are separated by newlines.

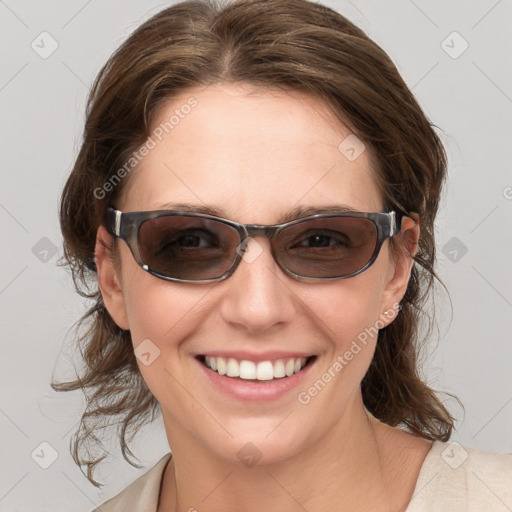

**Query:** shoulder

left=91, top=453, right=172, bottom=512
left=407, top=440, right=512, bottom=512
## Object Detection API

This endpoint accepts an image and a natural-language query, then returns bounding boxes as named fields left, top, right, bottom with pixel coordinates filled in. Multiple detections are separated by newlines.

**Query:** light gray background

left=1, top=1, right=511, bottom=510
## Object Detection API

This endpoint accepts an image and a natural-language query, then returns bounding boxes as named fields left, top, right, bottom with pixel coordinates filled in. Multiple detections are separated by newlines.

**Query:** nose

left=219, top=237, right=296, bottom=335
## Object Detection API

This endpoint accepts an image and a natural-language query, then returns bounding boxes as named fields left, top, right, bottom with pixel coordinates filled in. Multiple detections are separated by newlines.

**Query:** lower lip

left=197, top=357, right=315, bottom=402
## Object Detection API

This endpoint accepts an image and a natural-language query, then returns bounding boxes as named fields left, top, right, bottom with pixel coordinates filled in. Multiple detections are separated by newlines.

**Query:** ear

left=95, top=225, right=130, bottom=330
left=379, top=215, right=420, bottom=320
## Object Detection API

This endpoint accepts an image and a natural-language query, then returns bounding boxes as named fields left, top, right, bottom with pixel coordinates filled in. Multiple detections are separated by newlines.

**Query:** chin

left=193, top=412, right=323, bottom=468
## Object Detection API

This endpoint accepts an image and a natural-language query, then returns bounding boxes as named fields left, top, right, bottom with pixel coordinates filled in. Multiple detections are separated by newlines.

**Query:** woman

left=55, top=0, right=512, bottom=510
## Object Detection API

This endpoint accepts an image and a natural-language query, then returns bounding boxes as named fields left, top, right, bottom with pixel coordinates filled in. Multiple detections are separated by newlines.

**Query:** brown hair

left=55, top=0, right=456, bottom=486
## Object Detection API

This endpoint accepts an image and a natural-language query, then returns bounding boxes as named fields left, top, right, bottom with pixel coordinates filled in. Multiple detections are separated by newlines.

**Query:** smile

left=199, top=355, right=315, bottom=381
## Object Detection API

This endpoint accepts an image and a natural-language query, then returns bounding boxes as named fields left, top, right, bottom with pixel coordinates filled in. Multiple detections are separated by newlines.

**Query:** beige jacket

left=93, top=441, right=512, bottom=511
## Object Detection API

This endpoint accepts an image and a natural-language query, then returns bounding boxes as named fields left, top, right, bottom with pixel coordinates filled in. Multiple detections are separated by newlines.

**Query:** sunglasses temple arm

left=388, top=211, right=398, bottom=237
left=105, top=208, right=122, bottom=237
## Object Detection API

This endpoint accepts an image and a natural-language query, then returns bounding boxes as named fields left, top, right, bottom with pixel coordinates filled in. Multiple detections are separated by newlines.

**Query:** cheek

left=307, top=266, right=388, bottom=349
left=122, top=273, right=208, bottom=347
left=120, top=271, right=214, bottom=411
left=117, top=242, right=196, bottom=341
left=293, top=273, right=388, bottom=433
left=301, top=267, right=389, bottom=390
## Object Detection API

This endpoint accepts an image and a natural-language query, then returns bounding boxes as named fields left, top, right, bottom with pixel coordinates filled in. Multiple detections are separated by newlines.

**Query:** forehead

left=120, top=82, right=383, bottom=221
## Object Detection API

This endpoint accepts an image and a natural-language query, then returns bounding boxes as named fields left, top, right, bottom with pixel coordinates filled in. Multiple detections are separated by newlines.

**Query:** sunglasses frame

left=105, top=207, right=405, bottom=283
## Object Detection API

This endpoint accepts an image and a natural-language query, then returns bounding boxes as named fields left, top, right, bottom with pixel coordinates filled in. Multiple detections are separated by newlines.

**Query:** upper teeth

left=204, top=356, right=308, bottom=380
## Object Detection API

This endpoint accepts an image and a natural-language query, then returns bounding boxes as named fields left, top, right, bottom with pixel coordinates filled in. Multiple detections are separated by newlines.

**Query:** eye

left=176, top=231, right=212, bottom=248
left=291, top=230, right=350, bottom=249
left=157, top=228, right=220, bottom=253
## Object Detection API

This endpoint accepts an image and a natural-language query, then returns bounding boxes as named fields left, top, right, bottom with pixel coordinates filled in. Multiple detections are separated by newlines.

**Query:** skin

left=95, top=82, right=432, bottom=512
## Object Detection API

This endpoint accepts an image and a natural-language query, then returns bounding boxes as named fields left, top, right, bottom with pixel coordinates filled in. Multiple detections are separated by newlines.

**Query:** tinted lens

left=277, top=217, right=378, bottom=278
left=138, top=215, right=240, bottom=280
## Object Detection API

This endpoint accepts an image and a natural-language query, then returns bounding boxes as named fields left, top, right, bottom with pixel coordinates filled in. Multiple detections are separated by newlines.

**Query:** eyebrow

left=154, top=202, right=358, bottom=224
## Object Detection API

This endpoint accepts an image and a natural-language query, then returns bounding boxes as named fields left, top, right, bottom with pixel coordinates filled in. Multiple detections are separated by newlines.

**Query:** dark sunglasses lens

left=277, top=217, right=378, bottom=278
left=138, top=216, right=240, bottom=280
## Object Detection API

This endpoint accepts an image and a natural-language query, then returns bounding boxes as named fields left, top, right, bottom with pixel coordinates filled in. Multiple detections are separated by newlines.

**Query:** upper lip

left=196, top=351, right=315, bottom=363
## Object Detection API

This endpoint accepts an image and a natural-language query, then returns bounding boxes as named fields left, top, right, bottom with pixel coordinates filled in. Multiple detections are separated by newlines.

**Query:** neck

left=158, top=393, right=430, bottom=512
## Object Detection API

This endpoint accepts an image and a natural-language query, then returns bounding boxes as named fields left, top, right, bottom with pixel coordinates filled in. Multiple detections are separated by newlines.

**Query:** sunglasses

left=105, top=207, right=406, bottom=283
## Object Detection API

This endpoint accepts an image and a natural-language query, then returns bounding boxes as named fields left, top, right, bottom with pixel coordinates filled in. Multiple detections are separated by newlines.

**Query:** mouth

left=197, top=354, right=317, bottom=382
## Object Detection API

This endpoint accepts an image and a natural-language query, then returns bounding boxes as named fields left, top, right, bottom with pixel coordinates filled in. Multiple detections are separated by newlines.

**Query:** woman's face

left=97, top=82, right=414, bottom=465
